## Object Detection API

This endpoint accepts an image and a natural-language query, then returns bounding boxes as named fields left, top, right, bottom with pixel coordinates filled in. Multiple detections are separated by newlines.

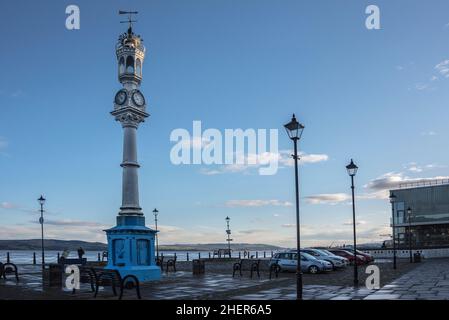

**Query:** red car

left=327, top=249, right=366, bottom=265
left=345, top=249, right=375, bottom=263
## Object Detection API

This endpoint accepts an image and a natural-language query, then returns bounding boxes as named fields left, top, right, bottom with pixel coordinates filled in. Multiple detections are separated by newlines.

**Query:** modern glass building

left=390, top=179, right=449, bottom=248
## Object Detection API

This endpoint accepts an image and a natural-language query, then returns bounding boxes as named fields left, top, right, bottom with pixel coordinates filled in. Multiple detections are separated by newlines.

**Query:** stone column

left=119, top=114, right=143, bottom=215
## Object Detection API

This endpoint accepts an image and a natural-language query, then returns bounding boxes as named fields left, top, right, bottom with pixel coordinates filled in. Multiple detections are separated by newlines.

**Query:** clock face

left=132, top=90, right=145, bottom=107
left=115, top=90, right=127, bottom=105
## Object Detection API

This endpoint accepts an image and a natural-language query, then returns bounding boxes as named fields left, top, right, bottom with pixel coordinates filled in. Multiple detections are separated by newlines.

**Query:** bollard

left=33, top=252, right=36, bottom=265
left=7, top=252, right=10, bottom=263
left=256, top=252, right=258, bottom=259
left=198, top=252, right=201, bottom=259
left=209, top=252, right=211, bottom=259
left=98, top=252, right=101, bottom=262
left=264, top=251, right=266, bottom=258
left=271, top=251, right=273, bottom=257
left=57, top=252, right=60, bottom=262
left=239, top=251, right=241, bottom=259
left=187, top=252, right=189, bottom=261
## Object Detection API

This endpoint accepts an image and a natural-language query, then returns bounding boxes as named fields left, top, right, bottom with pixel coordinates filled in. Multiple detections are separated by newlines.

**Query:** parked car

left=302, top=248, right=347, bottom=269
left=343, top=248, right=375, bottom=263
left=312, top=248, right=350, bottom=266
left=270, top=251, right=333, bottom=274
left=326, top=249, right=366, bottom=265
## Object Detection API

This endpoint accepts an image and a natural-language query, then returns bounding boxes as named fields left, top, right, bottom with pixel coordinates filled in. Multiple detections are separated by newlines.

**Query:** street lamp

left=346, top=159, right=359, bottom=287
left=225, top=216, right=232, bottom=258
left=153, top=208, right=159, bottom=258
left=38, top=195, right=46, bottom=268
left=407, top=207, right=413, bottom=263
left=284, top=114, right=305, bottom=300
left=389, top=193, right=397, bottom=269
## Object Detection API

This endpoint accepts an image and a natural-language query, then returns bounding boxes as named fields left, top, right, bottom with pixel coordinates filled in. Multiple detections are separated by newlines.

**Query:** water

left=0, top=250, right=275, bottom=265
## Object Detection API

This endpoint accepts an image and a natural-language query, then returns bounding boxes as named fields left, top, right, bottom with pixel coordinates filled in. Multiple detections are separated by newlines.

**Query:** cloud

left=435, top=60, right=449, bottom=77
left=199, top=150, right=328, bottom=176
left=281, top=224, right=296, bottom=228
left=278, top=150, right=329, bottom=166
left=225, top=199, right=293, bottom=208
left=0, top=223, right=110, bottom=243
left=0, top=137, right=7, bottom=149
left=31, top=219, right=104, bottom=227
left=1, top=202, right=17, bottom=209
left=305, top=193, right=350, bottom=205
left=342, top=220, right=367, bottom=226
left=237, top=229, right=267, bottom=235
left=421, top=131, right=437, bottom=136
left=365, top=172, right=449, bottom=192
left=415, top=83, right=429, bottom=91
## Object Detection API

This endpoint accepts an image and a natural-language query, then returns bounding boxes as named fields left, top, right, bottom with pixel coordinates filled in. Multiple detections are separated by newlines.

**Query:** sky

left=1, top=0, right=449, bottom=248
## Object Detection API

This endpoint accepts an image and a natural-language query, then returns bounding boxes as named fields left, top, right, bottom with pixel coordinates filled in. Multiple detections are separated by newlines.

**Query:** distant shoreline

left=0, top=239, right=284, bottom=252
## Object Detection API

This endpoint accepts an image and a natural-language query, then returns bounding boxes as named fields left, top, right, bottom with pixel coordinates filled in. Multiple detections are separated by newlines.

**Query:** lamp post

left=38, top=195, right=46, bottom=268
left=346, top=159, right=359, bottom=287
left=407, top=207, right=413, bottom=263
left=284, top=114, right=305, bottom=300
left=225, top=216, right=232, bottom=257
left=389, top=193, right=397, bottom=270
left=153, top=208, right=159, bottom=258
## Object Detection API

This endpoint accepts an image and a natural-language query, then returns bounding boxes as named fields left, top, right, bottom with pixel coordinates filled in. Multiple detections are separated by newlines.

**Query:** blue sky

left=1, top=0, right=449, bottom=247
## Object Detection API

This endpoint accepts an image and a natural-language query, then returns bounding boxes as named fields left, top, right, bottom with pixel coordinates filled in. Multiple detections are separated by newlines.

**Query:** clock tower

left=104, top=12, right=160, bottom=282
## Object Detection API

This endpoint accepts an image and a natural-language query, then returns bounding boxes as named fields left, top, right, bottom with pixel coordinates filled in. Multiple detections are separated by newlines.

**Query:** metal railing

left=399, top=178, right=449, bottom=189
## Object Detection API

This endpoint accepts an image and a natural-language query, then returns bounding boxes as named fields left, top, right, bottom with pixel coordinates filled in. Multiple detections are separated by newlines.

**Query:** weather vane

left=119, top=10, right=138, bottom=31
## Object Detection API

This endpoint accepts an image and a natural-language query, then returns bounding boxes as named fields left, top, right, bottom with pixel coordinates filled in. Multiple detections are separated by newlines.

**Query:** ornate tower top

left=112, top=11, right=148, bottom=127
left=116, top=11, right=145, bottom=87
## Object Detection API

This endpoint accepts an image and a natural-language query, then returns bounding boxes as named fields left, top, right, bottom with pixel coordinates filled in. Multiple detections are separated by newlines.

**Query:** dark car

left=327, top=249, right=366, bottom=265
left=344, top=248, right=375, bottom=263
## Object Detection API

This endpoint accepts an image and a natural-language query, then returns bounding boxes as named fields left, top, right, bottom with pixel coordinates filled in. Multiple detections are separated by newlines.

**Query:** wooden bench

left=70, top=266, right=96, bottom=294
left=0, top=262, right=19, bottom=282
left=92, top=268, right=141, bottom=300
left=232, top=259, right=261, bottom=278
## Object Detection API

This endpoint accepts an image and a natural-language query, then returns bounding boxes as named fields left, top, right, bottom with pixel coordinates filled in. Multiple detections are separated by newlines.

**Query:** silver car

left=270, top=251, right=333, bottom=274
left=302, top=248, right=347, bottom=269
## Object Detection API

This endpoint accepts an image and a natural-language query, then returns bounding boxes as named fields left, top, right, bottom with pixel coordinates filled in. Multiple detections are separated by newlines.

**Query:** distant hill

left=158, top=243, right=284, bottom=251
left=0, top=239, right=284, bottom=252
left=0, top=239, right=107, bottom=251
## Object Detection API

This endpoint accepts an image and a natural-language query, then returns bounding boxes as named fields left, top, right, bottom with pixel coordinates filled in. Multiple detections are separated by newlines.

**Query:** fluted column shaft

left=120, top=123, right=142, bottom=215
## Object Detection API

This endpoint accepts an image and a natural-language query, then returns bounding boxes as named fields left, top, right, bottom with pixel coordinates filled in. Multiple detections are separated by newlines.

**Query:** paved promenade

left=1, top=259, right=448, bottom=300
left=234, top=258, right=449, bottom=300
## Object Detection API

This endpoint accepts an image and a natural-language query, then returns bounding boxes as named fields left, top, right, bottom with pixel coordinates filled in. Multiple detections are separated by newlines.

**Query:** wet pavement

left=2, top=259, right=449, bottom=300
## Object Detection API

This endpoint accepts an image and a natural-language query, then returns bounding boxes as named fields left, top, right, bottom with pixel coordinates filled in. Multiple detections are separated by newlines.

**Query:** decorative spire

left=119, top=10, right=138, bottom=32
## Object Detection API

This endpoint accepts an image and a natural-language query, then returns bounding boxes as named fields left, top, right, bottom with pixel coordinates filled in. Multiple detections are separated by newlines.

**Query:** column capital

left=111, top=107, right=149, bottom=128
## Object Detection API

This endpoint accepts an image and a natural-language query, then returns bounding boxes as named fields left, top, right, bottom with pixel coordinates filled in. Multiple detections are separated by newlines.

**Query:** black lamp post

left=346, top=159, right=359, bottom=287
left=389, top=193, right=397, bottom=269
left=284, top=114, right=305, bottom=300
left=38, top=195, right=46, bottom=268
left=153, top=208, right=159, bottom=258
left=407, top=207, right=413, bottom=263
left=225, top=216, right=232, bottom=257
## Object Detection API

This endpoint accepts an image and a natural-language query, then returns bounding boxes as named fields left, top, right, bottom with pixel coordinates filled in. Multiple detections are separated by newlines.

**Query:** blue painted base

left=104, top=215, right=161, bottom=282
left=107, top=265, right=161, bottom=282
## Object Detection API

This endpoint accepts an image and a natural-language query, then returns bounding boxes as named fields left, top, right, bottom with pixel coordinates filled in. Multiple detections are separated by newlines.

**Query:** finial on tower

left=119, top=10, right=138, bottom=34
